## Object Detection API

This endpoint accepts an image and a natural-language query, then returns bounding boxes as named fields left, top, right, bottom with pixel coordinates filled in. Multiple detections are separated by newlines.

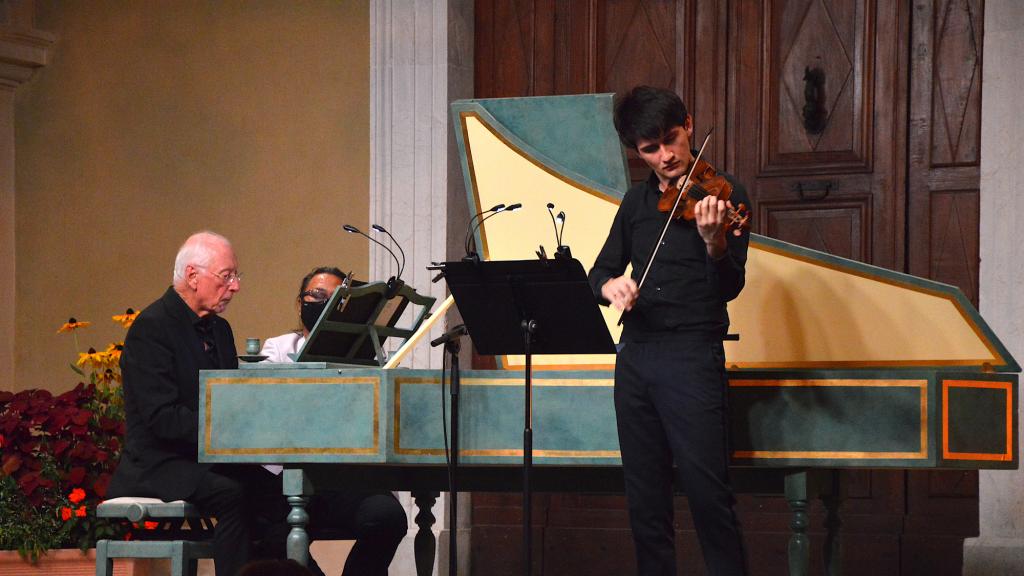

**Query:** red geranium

left=0, top=314, right=131, bottom=562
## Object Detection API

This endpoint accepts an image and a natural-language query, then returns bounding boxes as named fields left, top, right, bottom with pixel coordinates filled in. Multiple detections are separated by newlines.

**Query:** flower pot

left=0, top=548, right=144, bottom=575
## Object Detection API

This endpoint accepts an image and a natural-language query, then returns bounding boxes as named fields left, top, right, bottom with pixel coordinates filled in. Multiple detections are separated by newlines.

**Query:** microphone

left=430, top=324, right=468, bottom=347
left=554, top=210, right=571, bottom=259
left=546, top=203, right=559, bottom=251
left=464, top=202, right=522, bottom=259
left=371, top=224, right=406, bottom=279
left=464, top=203, right=504, bottom=257
left=343, top=224, right=405, bottom=297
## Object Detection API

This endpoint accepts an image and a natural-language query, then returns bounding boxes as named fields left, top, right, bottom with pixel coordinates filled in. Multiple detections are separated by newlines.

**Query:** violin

left=617, top=129, right=748, bottom=326
left=656, top=158, right=751, bottom=232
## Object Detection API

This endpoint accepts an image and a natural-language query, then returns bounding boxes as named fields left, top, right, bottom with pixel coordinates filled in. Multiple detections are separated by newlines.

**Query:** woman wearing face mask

left=260, top=267, right=347, bottom=362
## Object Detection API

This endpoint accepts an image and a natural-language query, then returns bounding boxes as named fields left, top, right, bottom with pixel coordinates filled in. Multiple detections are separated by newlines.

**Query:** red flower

left=123, top=532, right=133, bottom=541
left=92, top=473, right=111, bottom=499
left=143, top=521, right=159, bottom=530
left=66, top=466, right=87, bottom=486
left=1, top=453, right=20, bottom=475
left=60, top=507, right=72, bottom=521
left=51, top=439, right=71, bottom=456
left=68, top=487, right=86, bottom=504
left=75, top=505, right=87, bottom=518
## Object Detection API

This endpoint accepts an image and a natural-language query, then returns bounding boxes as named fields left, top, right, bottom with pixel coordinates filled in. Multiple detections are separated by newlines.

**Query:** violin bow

left=616, top=128, right=714, bottom=326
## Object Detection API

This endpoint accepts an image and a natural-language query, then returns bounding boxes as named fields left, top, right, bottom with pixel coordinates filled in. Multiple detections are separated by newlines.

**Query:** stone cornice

left=0, top=24, right=54, bottom=87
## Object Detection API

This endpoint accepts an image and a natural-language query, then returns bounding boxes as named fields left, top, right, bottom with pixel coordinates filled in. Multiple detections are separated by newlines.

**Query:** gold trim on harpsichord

left=393, top=376, right=618, bottom=458
left=395, top=376, right=613, bottom=387
left=730, top=379, right=929, bottom=460
left=204, top=376, right=380, bottom=456
left=459, top=112, right=486, bottom=254
left=743, top=239, right=1008, bottom=370
left=942, top=379, right=1014, bottom=461
left=727, top=359, right=1000, bottom=370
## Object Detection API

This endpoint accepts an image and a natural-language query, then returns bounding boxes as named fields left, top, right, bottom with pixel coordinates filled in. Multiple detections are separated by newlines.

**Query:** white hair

left=172, top=231, right=232, bottom=287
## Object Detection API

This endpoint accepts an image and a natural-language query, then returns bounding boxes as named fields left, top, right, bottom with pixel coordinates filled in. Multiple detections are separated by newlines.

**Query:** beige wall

left=13, top=1, right=370, bottom=391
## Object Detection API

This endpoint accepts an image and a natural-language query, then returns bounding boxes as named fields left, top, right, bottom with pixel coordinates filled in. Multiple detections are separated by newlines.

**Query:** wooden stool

left=95, top=497, right=214, bottom=576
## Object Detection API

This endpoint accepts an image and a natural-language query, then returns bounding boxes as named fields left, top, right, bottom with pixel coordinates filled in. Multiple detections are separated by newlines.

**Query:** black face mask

left=300, top=299, right=330, bottom=332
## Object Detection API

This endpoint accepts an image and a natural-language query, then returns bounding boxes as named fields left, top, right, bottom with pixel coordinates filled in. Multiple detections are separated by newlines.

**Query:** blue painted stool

left=95, top=497, right=214, bottom=576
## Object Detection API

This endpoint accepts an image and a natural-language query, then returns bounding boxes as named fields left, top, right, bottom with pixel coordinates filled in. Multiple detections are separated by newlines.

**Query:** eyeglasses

left=301, top=288, right=330, bottom=302
left=196, top=266, right=243, bottom=285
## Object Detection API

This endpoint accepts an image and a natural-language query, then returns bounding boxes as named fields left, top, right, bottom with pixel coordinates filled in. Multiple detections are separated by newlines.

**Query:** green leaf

left=69, top=363, right=85, bottom=376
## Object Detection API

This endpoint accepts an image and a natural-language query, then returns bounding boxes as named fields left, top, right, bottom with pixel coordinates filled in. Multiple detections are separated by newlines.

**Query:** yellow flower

left=96, top=368, right=121, bottom=385
left=76, top=348, right=110, bottom=370
left=104, top=342, right=124, bottom=364
left=57, top=318, right=91, bottom=334
left=111, top=308, right=138, bottom=329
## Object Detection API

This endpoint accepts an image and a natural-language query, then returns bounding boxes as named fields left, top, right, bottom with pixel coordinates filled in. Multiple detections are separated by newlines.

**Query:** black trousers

left=614, top=338, right=747, bottom=576
left=189, top=464, right=407, bottom=576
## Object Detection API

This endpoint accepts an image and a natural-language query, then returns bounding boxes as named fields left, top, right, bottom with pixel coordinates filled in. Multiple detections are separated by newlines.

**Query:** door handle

left=795, top=180, right=833, bottom=201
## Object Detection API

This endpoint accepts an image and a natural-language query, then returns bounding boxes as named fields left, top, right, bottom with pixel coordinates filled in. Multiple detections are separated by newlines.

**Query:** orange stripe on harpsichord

left=942, top=380, right=1014, bottom=461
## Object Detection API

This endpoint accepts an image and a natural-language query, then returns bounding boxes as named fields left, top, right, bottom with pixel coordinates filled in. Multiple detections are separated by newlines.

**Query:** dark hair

left=613, top=86, right=689, bottom=150
left=298, top=266, right=346, bottom=299
left=237, top=559, right=315, bottom=576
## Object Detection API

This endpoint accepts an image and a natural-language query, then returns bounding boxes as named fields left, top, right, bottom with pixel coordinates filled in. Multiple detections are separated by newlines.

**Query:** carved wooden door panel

left=730, top=0, right=908, bottom=269
left=908, top=0, right=982, bottom=304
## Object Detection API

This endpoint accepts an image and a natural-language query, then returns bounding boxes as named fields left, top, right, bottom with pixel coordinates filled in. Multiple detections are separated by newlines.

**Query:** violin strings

left=686, top=183, right=746, bottom=223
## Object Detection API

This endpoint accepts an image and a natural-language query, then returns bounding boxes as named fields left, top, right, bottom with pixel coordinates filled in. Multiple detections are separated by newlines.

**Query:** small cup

left=245, top=337, right=261, bottom=355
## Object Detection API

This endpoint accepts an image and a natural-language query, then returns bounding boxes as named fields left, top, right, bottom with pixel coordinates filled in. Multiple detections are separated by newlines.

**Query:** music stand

left=442, top=257, right=615, bottom=576
left=296, top=280, right=436, bottom=366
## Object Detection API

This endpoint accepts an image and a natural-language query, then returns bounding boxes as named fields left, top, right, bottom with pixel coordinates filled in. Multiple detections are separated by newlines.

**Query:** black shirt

left=588, top=171, right=750, bottom=342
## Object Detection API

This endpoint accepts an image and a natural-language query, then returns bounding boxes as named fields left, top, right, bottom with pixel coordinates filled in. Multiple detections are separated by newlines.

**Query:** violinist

left=588, top=86, right=750, bottom=576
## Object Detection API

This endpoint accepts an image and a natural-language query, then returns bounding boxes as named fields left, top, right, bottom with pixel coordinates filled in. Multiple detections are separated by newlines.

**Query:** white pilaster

left=963, top=1, right=1024, bottom=574
left=0, top=0, right=53, bottom=391
left=370, top=1, right=472, bottom=574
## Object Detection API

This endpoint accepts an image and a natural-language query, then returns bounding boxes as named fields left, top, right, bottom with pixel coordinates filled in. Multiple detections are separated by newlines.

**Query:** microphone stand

left=446, top=336, right=461, bottom=576
left=521, top=317, right=536, bottom=576
left=432, top=324, right=467, bottom=576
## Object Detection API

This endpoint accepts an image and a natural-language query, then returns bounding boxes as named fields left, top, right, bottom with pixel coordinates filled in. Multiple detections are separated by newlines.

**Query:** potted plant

left=0, top=311, right=144, bottom=573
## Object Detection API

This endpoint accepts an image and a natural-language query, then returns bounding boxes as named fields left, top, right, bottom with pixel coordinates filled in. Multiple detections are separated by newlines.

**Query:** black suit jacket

left=108, top=287, right=239, bottom=501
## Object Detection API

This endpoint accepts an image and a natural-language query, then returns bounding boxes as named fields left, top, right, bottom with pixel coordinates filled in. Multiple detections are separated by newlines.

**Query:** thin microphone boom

left=546, top=203, right=560, bottom=249
left=371, top=224, right=406, bottom=279
left=466, top=203, right=522, bottom=258
left=343, top=224, right=402, bottom=279
left=464, top=203, right=505, bottom=256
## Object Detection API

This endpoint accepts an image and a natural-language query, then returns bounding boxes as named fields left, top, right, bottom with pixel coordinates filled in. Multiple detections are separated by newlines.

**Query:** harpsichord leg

left=413, top=491, right=440, bottom=576
left=283, top=468, right=313, bottom=566
left=785, top=471, right=811, bottom=576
